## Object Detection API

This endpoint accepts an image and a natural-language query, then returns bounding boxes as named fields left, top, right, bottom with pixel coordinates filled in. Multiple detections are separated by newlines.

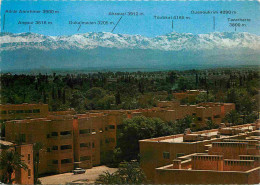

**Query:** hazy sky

left=1, top=0, right=260, bottom=36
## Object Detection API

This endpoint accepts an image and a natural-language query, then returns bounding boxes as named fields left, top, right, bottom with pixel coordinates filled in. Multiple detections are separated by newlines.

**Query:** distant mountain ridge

left=1, top=32, right=260, bottom=71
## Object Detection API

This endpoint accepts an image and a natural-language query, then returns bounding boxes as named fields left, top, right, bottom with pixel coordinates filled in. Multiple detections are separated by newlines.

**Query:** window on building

left=18, top=134, right=26, bottom=143
left=105, top=139, right=109, bottom=144
left=80, top=156, right=91, bottom=161
left=92, top=142, right=95, bottom=148
left=92, top=129, right=96, bottom=134
left=47, top=148, right=51, bottom=152
left=80, top=143, right=90, bottom=148
left=100, top=140, right=103, bottom=146
left=51, top=132, right=58, bottom=137
left=60, top=145, right=72, bottom=150
left=22, top=134, right=26, bottom=142
left=192, top=113, right=197, bottom=116
left=105, top=127, right=108, bottom=131
left=197, top=117, right=202, bottom=121
left=61, top=158, right=72, bottom=164
left=33, top=109, right=40, bottom=113
left=79, top=129, right=90, bottom=134
left=52, top=160, right=58, bottom=164
left=28, top=154, right=31, bottom=162
left=163, top=152, right=170, bottom=159
left=60, top=131, right=71, bottom=136
left=52, top=146, right=58, bottom=150
left=99, top=128, right=103, bottom=133
left=25, top=110, right=33, bottom=113
left=109, top=125, right=115, bottom=129
left=208, top=117, right=212, bottom=120
left=28, top=169, right=31, bottom=178
left=117, top=125, right=123, bottom=129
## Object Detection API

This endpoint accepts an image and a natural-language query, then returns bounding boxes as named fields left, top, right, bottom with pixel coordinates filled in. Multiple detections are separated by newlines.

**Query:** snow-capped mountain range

left=1, top=32, right=260, bottom=51
left=1, top=32, right=260, bottom=72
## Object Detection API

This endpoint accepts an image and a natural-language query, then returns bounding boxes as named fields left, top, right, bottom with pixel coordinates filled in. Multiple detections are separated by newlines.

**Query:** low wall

left=155, top=167, right=260, bottom=184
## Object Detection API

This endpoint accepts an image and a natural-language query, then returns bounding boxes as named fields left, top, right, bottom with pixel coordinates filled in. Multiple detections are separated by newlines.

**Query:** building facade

left=0, top=103, right=48, bottom=122
left=0, top=140, right=34, bottom=184
left=140, top=121, right=260, bottom=184
left=2, top=101, right=235, bottom=176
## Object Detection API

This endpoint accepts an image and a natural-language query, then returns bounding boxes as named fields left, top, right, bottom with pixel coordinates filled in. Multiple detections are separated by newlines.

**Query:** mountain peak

left=1, top=31, right=260, bottom=51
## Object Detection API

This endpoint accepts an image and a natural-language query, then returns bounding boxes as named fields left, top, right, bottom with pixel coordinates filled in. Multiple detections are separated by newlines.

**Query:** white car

left=73, top=168, right=86, bottom=174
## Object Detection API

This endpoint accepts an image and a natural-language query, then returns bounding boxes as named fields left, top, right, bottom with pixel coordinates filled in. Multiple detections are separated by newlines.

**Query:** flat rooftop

left=140, top=124, right=255, bottom=144
left=161, top=131, right=221, bottom=143
left=0, top=140, right=13, bottom=146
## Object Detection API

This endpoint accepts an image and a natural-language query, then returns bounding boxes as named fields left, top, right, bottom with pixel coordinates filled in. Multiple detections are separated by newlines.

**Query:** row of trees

left=1, top=68, right=259, bottom=112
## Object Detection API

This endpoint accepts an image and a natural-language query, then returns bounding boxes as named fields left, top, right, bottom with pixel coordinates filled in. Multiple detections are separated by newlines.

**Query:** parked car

left=73, top=168, right=86, bottom=174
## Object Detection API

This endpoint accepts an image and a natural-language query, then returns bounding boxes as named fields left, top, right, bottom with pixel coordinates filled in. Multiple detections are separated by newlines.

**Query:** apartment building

left=140, top=121, right=260, bottom=184
left=3, top=101, right=235, bottom=176
left=0, top=103, right=48, bottom=122
left=4, top=111, right=126, bottom=175
left=0, top=140, right=34, bottom=184
left=142, top=101, right=234, bottom=125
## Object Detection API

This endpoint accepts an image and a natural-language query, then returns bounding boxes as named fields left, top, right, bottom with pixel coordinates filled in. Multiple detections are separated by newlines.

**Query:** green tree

left=85, top=87, right=106, bottom=100
left=95, top=171, right=120, bottom=184
left=174, top=115, right=193, bottom=133
left=226, top=88, right=257, bottom=124
left=0, top=149, right=28, bottom=184
left=224, top=110, right=240, bottom=125
left=117, top=161, right=146, bottom=184
left=85, top=87, right=107, bottom=110
left=196, top=92, right=215, bottom=103
left=115, top=91, right=121, bottom=105
left=70, top=90, right=85, bottom=112
left=206, top=120, right=218, bottom=129
left=95, top=161, right=146, bottom=184
left=117, top=116, right=174, bottom=161
left=97, top=95, right=115, bottom=110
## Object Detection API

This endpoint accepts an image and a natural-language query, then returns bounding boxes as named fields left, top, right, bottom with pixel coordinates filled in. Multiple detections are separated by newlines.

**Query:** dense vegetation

left=1, top=68, right=259, bottom=114
left=0, top=149, right=28, bottom=184
left=106, top=115, right=218, bottom=164
left=95, top=161, right=146, bottom=184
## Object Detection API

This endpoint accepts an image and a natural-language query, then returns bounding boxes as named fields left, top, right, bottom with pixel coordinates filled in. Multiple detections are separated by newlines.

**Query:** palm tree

left=95, top=171, right=121, bottom=184
left=0, top=149, right=28, bottom=184
left=95, top=161, right=146, bottom=184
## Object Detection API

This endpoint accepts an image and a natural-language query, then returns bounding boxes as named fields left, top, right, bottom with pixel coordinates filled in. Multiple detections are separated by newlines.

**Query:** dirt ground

left=39, top=166, right=118, bottom=184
